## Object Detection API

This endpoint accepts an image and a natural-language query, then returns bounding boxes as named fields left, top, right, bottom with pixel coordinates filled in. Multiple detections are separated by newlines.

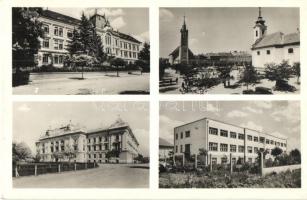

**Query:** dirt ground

left=13, top=164, right=149, bottom=188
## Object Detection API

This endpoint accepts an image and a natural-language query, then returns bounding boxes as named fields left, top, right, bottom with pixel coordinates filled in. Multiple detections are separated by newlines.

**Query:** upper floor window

left=260, top=137, right=265, bottom=143
left=184, top=144, right=191, bottom=153
left=54, top=39, right=63, bottom=50
left=238, top=145, right=244, bottom=153
left=230, top=145, right=236, bottom=152
left=209, top=127, right=218, bottom=135
left=247, top=135, right=252, bottom=141
left=180, top=132, right=183, bottom=139
left=175, top=133, right=178, bottom=140
left=54, top=27, right=59, bottom=36
left=254, top=136, right=258, bottom=142
left=185, top=131, right=190, bottom=138
left=220, top=143, right=228, bottom=152
left=106, top=34, right=111, bottom=45
left=43, top=39, right=49, bottom=48
left=247, top=146, right=253, bottom=153
left=238, top=133, right=245, bottom=140
left=257, top=51, right=260, bottom=55
left=266, top=50, right=270, bottom=55
left=67, top=31, right=73, bottom=39
left=288, top=48, right=294, bottom=54
left=209, top=142, right=218, bottom=151
left=220, top=130, right=228, bottom=137
left=43, top=25, right=49, bottom=34
left=230, top=132, right=237, bottom=139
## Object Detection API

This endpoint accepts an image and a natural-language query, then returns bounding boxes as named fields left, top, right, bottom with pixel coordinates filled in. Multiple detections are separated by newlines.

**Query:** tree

left=216, top=65, right=232, bottom=87
left=293, top=62, right=300, bottom=84
left=33, top=151, right=41, bottom=163
left=139, top=42, right=150, bottom=62
left=240, top=65, right=258, bottom=90
left=110, top=57, right=126, bottom=77
left=12, top=142, right=32, bottom=163
left=290, top=149, right=301, bottom=164
left=105, top=149, right=120, bottom=162
left=134, top=154, right=144, bottom=163
left=66, top=28, right=82, bottom=56
left=79, top=13, right=93, bottom=54
left=69, top=54, right=96, bottom=79
left=90, top=29, right=105, bottom=65
left=12, top=8, right=44, bottom=70
left=198, top=148, right=208, bottom=166
left=265, top=60, right=292, bottom=88
left=271, top=147, right=283, bottom=160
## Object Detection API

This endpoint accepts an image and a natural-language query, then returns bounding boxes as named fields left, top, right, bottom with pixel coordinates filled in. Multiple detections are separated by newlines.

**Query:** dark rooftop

left=41, top=9, right=80, bottom=25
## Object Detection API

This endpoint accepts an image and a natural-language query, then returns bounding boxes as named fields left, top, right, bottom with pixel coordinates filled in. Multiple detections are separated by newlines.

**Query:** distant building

left=159, top=138, right=173, bottom=161
left=36, top=117, right=140, bottom=163
left=36, top=9, right=142, bottom=67
left=173, top=117, right=287, bottom=165
left=169, top=16, right=194, bottom=65
left=251, top=8, right=300, bottom=69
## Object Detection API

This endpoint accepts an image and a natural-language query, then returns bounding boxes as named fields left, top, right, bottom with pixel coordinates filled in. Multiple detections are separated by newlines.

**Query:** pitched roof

left=252, top=32, right=300, bottom=50
left=159, top=138, right=173, bottom=148
left=108, top=117, right=129, bottom=130
left=109, top=30, right=141, bottom=43
left=169, top=46, right=194, bottom=59
left=41, top=10, right=80, bottom=25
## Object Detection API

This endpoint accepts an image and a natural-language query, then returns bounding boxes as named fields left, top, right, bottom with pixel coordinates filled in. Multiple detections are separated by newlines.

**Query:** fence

left=13, top=162, right=98, bottom=177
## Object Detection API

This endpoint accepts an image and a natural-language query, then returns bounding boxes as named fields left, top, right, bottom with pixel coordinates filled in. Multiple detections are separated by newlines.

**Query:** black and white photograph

left=159, top=101, right=301, bottom=188
left=12, top=102, right=149, bottom=188
left=12, top=7, right=150, bottom=95
left=159, top=8, right=300, bottom=94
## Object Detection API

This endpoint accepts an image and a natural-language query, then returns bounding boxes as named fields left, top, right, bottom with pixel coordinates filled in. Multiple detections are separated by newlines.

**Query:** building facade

left=173, top=117, right=287, bottom=165
left=36, top=118, right=140, bottom=163
left=36, top=9, right=142, bottom=67
left=251, top=8, right=300, bottom=69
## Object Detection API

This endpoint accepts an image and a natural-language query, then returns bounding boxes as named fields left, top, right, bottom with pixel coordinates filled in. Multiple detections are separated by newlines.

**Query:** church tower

left=253, top=7, right=267, bottom=43
left=179, top=16, right=189, bottom=64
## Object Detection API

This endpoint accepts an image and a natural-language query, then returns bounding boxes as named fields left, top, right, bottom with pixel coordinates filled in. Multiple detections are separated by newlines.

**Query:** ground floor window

left=221, top=157, right=228, bottom=164
left=43, top=54, right=49, bottom=64
left=231, top=157, right=236, bottom=164
left=211, top=157, right=217, bottom=165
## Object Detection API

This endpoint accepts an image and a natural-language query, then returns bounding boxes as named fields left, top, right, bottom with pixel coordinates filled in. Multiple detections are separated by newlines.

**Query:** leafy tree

left=271, top=147, right=283, bottom=160
left=240, top=65, right=258, bottom=90
left=293, top=62, right=300, bottom=84
left=198, top=148, right=208, bottom=165
left=265, top=60, right=292, bottom=88
left=12, top=8, right=44, bottom=70
left=69, top=54, right=96, bottom=79
left=33, top=151, right=41, bottom=163
left=290, top=149, right=301, bottom=164
left=110, top=57, right=126, bottom=77
left=216, top=65, right=232, bottom=87
left=12, top=142, right=32, bottom=163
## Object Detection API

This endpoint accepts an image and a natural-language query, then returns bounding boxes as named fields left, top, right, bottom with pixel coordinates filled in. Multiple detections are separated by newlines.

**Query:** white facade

left=174, top=118, right=287, bottom=165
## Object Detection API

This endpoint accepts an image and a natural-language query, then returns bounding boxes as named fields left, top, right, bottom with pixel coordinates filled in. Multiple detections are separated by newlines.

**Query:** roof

left=109, top=30, right=141, bottom=44
left=169, top=46, right=194, bottom=58
left=41, top=10, right=80, bottom=25
left=252, top=32, right=300, bottom=50
left=159, top=138, right=173, bottom=148
left=39, top=123, right=86, bottom=140
left=108, top=117, right=129, bottom=130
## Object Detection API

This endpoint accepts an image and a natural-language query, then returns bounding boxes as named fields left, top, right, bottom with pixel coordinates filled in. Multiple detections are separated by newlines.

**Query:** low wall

left=262, top=164, right=301, bottom=176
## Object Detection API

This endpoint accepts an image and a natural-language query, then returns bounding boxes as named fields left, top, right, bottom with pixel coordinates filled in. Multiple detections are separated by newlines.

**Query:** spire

left=95, top=8, right=98, bottom=15
left=258, top=7, right=262, bottom=18
left=255, top=7, right=265, bottom=26
left=181, top=15, right=187, bottom=31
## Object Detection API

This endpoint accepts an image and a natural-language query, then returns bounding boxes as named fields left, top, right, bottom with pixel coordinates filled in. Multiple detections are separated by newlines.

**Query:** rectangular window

left=270, top=140, right=274, bottom=144
left=54, top=27, right=59, bottom=36
left=247, top=135, right=252, bottom=141
left=260, top=137, right=265, bottom=143
left=211, top=157, right=217, bottom=165
left=175, top=133, right=178, bottom=140
left=288, top=48, right=294, bottom=54
left=175, top=145, right=178, bottom=153
left=67, top=31, right=73, bottom=39
left=54, top=55, right=59, bottom=64
left=266, top=139, right=270, bottom=144
left=43, top=39, right=49, bottom=48
left=209, top=127, right=218, bottom=135
left=59, top=27, right=63, bottom=37
left=42, top=54, right=48, bottom=64
left=266, top=50, right=270, bottom=55
left=185, top=144, right=191, bottom=153
left=59, top=55, right=63, bottom=64
left=209, top=142, right=218, bottom=151
left=230, top=132, right=236, bottom=139
left=257, top=51, right=260, bottom=55
left=254, top=136, right=258, bottom=142
left=43, top=25, right=49, bottom=34
left=221, top=157, right=228, bottom=164
left=238, top=145, right=244, bottom=153
left=185, top=131, right=190, bottom=138
left=220, top=130, right=228, bottom=137
left=180, top=132, right=183, bottom=139
left=247, top=146, right=253, bottom=153
left=220, top=143, right=228, bottom=152
left=238, top=133, right=244, bottom=140
left=254, top=147, right=258, bottom=153
left=180, top=145, right=183, bottom=153
left=230, top=145, right=236, bottom=152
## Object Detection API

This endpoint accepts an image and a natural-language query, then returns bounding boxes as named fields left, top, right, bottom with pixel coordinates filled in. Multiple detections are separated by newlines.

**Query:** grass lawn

left=159, top=169, right=301, bottom=188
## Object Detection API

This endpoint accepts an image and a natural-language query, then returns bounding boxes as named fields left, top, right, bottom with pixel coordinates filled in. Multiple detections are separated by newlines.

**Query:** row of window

left=106, top=35, right=139, bottom=51
left=175, top=144, right=191, bottom=153
left=43, top=24, right=73, bottom=39
left=209, top=142, right=266, bottom=154
left=87, top=144, right=109, bottom=151
left=42, top=39, right=64, bottom=50
left=256, top=48, right=294, bottom=55
left=175, top=131, right=190, bottom=140
left=209, top=127, right=286, bottom=147
left=42, top=54, right=64, bottom=65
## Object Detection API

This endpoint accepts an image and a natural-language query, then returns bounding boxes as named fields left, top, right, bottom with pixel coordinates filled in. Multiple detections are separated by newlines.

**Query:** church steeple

left=253, top=7, right=267, bottom=43
left=179, top=15, right=189, bottom=64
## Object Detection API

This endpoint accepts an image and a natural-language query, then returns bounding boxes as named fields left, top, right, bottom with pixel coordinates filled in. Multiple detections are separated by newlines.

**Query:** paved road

left=13, top=164, right=149, bottom=188
left=13, top=72, right=149, bottom=95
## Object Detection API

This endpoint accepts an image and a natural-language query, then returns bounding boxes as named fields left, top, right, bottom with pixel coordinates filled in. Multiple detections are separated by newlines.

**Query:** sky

left=47, top=7, right=149, bottom=43
left=160, top=7, right=300, bottom=57
left=13, top=102, right=149, bottom=156
left=160, top=101, right=300, bottom=152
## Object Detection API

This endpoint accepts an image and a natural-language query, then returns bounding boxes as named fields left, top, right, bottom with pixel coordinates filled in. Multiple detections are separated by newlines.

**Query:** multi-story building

left=36, top=9, right=142, bottom=67
left=36, top=117, right=140, bottom=163
left=173, top=117, right=287, bottom=165
left=251, top=8, right=300, bottom=70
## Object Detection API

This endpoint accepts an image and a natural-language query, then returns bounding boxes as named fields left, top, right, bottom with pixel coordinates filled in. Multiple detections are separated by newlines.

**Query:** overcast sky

left=13, top=102, right=149, bottom=156
left=46, top=7, right=149, bottom=43
left=160, top=7, right=299, bottom=57
left=160, top=101, right=300, bottom=152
